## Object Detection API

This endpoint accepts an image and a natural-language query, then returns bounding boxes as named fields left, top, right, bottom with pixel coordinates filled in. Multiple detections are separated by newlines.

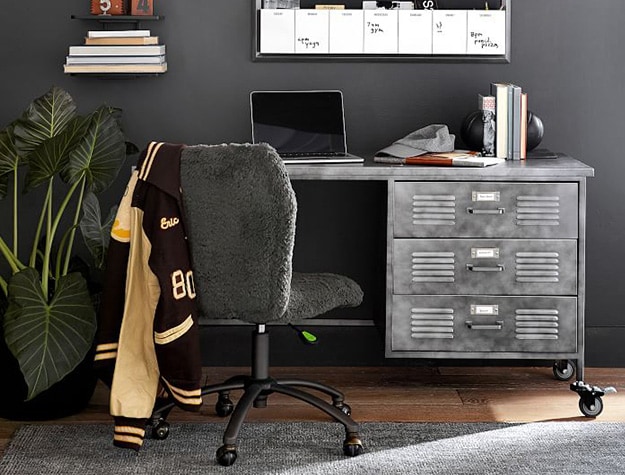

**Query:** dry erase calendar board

left=253, top=0, right=511, bottom=62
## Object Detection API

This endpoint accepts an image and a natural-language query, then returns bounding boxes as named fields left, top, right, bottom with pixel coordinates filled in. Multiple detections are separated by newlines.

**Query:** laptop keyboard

left=281, top=151, right=347, bottom=158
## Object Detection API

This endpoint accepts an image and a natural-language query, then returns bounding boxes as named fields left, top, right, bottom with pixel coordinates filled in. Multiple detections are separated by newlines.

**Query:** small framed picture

left=131, top=0, right=154, bottom=16
left=90, top=0, right=126, bottom=15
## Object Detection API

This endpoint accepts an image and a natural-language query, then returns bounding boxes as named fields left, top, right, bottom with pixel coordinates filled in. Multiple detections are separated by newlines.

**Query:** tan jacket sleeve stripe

left=153, top=314, right=194, bottom=345
left=115, top=426, right=146, bottom=437
left=94, top=351, right=117, bottom=361
left=96, top=342, right=119, bottom=352
left=114, top=434, right=144, bottom=446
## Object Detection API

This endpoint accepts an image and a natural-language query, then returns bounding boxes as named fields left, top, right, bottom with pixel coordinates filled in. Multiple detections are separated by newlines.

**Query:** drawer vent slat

left=515, top=251, right=560, bottom=283
left=516, top=196, right=561, bottom=227
left=410, top=307, right=455, bottom=339
left=411, top=195, right=456, bottom=226
left=515, top=309, right=560, bottom=340
left=411, top=251, right=456, bottom=283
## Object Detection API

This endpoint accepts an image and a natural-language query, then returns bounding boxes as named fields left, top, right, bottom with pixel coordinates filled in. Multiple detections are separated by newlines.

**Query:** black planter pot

left=0, top=336, right=97, bottom=421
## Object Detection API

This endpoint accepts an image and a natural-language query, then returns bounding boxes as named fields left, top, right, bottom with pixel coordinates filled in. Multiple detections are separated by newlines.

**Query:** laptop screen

left=250, top=90, right=347, bottom=155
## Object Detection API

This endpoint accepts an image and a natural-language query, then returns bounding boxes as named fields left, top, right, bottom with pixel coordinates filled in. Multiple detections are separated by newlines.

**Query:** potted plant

left=0, top=86, right=128, bottom=418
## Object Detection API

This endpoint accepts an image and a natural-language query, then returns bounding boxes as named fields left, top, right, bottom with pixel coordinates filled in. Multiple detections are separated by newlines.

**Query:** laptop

left=250, top=90, right=364, bottom=164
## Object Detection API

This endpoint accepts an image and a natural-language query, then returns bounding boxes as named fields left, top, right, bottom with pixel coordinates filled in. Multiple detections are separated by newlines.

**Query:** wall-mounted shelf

left=71, top=14, right=163, bottom=25
left=253, top=0, right=511, bottom=63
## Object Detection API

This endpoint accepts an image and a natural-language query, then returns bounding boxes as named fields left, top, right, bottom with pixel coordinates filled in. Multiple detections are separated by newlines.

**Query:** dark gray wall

left=1, top=1, right=624, bottom=366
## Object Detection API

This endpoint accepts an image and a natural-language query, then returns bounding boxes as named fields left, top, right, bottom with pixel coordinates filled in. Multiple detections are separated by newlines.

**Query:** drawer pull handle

left=466, top=320, right=503, bottom=330
left=467, top=207, right=506, bottom=215
left=466, top=264, right=505, bottom=272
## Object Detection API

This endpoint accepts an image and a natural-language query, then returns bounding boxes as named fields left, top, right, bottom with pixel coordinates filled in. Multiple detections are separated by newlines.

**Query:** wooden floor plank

left=2, top=366, right=624, bottom=455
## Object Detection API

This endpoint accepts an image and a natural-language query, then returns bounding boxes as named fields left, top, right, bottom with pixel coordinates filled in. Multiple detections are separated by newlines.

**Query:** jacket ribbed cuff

left=113, top=417, right=148, bottom=451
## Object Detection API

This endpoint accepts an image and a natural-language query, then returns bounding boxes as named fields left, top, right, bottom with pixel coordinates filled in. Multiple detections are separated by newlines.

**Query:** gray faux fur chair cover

left=180, top=143, right=363, bottom=324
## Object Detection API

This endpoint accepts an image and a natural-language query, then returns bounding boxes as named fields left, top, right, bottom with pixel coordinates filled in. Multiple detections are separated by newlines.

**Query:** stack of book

left=64, top=29, right=167, bottom=74
left=488, top=82, right=528, bottom=160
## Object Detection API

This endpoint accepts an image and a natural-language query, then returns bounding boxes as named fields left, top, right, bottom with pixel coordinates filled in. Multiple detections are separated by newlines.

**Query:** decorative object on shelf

left=461, top=109, right=544, bottom=154
left=526, top=110, right=544, bottom=151
left=131, top=0, right=154, bottom=16
left=478, top=93, right=496, bottom=156
left=416, top=0, right=438, bottom=8
left=90, top=0, right=127, bottom=15
left=0, top=86, right=131, bottom=418
left=460, top=110, right=486, bottom=152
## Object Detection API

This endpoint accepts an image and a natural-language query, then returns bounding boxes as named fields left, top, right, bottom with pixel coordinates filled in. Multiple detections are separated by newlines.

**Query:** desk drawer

left=394, top=182, right=578, bottom=238
left=393, top=238, right=577, bottom=296
left=391, top=295, right=577, bottom=353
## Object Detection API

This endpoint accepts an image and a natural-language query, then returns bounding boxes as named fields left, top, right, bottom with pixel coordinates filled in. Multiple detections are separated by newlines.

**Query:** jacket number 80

left=172, top=270, right=196, bottom=300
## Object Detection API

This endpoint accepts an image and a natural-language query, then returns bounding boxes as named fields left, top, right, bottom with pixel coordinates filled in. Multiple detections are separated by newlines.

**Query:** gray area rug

left=1, top=421, right=623, bottom=474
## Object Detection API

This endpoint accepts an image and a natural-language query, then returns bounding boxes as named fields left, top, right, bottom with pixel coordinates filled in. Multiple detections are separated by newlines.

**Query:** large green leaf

left=23, top=115, right=90, bottom=192
left=62, top=105, right=126, bottom=193
left=79, top=191, right=117, bottom=270
left=0, top=173, right=7, bottom=201
left=12, top=87, right=77, bottom=156
left=3, top=268, right=96, bottom=400
left=0, top=124, right=20, bottom=177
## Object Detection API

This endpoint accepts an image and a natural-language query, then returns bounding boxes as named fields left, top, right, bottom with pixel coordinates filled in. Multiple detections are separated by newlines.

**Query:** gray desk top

left=286, top=154, right=594, bottom=181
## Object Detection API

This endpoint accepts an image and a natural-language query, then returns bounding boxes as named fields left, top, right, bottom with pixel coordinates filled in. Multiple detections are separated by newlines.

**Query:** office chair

left=149, top=143, right=364, bottom=466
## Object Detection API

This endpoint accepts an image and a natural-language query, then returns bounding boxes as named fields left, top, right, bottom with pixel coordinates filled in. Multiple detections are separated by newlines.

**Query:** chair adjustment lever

left=289, top=324, right=318, bottom=345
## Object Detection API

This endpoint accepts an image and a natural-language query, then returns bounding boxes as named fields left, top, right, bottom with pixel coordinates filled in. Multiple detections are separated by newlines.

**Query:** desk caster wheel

left=579, top=396, right=603, bottom=418
left=553, top=360, right=575, bottom=381
left=216, top=444, right=237, bottom=466
left=343, top=434, right=364, bottom=457
left=216, top=394, right=234, bottom=417
left=152, top=421, right=170, bottom=440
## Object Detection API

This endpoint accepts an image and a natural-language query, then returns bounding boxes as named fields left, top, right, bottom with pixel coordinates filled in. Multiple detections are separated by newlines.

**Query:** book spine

left=87, top=29, right=151, bottom=38
left=68, top=45, right=165, bottom=56
left=520, top=92, right=528, bottom=159
left=506, top=84, right=514, bottom=160
left=510, top=85, right=522, bottom=160
left=490, top=83, right=508, bottom=159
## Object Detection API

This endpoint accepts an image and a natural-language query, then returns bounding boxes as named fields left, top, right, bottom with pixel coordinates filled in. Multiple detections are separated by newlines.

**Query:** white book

left=66, top=55, right=166, bottom=65
left=87, top=29, right=151, bottom=38
left=64, top=63, right=167, bottom=74
left=68, top=45, right=165, bottom=56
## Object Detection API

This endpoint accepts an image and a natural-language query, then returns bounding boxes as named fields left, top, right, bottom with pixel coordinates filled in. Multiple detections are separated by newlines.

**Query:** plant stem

left=0, top=275, right=7, bottom=297
left=0, top=236, right=22, bottom=274
left=61, top=177, right=86, bottom=276
left=42, top=177, right=83, bottom=297
left=30, top=190, right=51, bottom=268
left=41, top=179, right=54, bottom=298
left=12, top=166, right=18, bottom=257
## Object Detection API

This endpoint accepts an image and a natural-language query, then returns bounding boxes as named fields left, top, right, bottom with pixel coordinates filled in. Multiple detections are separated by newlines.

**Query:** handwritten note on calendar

left=467, top=11, right=506, bottom=55
left=363, top=10, right=398, bottom=54
left=295, top=10, right=329, bottom=54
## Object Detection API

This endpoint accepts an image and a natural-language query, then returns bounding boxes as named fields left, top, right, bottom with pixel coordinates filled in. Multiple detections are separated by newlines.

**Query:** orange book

left=520, top=93, right=528, bottom=159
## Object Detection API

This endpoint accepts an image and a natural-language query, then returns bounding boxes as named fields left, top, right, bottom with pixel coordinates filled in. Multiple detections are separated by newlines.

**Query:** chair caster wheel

left=216, top=394, right=234, bottom=417
left=579, top=396, right=603, bottom=417
left=336, top=402, right=351, bottom=416
left=216, top=444, right=238, bottom=466
left=152, top=421, right=170, bottom=440
left=343, top=434, right=364, bottom=457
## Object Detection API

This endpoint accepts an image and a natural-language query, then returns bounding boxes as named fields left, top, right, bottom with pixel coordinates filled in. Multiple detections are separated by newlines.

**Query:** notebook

left=250, top=90, right=364, bottom=164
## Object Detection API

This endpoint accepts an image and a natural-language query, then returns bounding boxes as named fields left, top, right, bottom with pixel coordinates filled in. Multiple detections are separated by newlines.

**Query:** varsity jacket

left=94, top=142, right=202, bottom=450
